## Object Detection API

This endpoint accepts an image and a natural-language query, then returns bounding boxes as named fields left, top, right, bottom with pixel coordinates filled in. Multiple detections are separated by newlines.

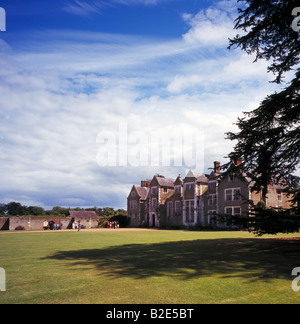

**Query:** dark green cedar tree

left=224, top=0, right=300, bottom=235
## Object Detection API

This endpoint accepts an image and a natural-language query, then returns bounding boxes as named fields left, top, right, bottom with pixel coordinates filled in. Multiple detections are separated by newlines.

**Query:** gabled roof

left=184, top=170, right=208, bottom=183
left=135, top=186, right=149, bottom=200
left=128, top=185, right=149, bottom=200
left=174, top=174, right=183, bottom=186
left=223, top=162, right=254, bottom=186
left=69, top=211, right=98, bottom=218
left=151, top=175, right=175, bottom=188
left=185, top=170, right=197, bottom=179
left=157, top=177, right=175, bottom=187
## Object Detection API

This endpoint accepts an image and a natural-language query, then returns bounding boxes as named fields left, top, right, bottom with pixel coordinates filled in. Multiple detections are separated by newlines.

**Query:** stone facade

left=127, top=182, right=150, bottom=227
left=127, top=161, right=294, bottom=229
left=0, top=217, right=9, bottom=230
left=0, top=213, right=100, bottom=231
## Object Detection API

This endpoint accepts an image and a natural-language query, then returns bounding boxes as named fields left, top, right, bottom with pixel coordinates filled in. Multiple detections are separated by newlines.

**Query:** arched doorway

left=152, top=214, right=156, bottom=228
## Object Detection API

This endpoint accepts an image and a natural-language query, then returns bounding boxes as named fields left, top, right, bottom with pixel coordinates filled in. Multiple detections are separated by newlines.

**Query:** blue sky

left=2, top=0, right=208, bottom=35
left=0, top=0, right=284, bottom=209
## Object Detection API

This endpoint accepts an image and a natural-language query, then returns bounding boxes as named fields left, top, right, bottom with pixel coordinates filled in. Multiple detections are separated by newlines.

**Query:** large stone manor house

left=127, top=160, right=293, bottom=228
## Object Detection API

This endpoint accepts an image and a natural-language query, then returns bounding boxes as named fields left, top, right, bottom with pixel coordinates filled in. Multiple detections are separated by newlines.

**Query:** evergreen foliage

left=226, top=0, right=300, bottom=234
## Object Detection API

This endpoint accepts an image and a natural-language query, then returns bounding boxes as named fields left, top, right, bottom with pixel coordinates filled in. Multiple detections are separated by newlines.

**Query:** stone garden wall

left=0, top=216, right=100, bottom=231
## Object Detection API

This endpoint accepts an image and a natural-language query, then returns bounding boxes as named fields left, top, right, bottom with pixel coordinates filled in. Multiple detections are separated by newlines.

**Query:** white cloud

left=0, top=1, right=287, bottom=209
left=167, top=52, right=272, bottom=93
left=182, top=4, right=237, bottom=46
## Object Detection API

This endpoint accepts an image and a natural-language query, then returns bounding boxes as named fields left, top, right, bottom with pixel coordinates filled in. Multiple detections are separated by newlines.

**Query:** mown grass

left=0, top=229, right=300, bottom=304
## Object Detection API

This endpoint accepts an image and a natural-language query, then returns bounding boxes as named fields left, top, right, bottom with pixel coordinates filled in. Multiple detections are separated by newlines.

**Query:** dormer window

left=175, top=186, right=182, bottom=194
left=185, top=183, right=194, bottom=190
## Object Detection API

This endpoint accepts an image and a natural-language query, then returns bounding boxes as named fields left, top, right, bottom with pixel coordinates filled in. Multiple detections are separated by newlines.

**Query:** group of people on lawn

left=43, top=221, right=80, bottom=231
left=106, top=221, right=119, bottom=229
left=43, top=220, right=120, bottom=231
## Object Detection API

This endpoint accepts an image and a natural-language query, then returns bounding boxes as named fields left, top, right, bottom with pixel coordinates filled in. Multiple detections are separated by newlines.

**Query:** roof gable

left=128, top=185, right=149, bottom=200
left=69, top=211, right=98, bottom=218
left=150, top=175, right=174, bottom=188
left=184, top=170, right=208, bottom=183
left=136, top=186, right=149, bottom=200
left=174, top=174, right=183, bottom=186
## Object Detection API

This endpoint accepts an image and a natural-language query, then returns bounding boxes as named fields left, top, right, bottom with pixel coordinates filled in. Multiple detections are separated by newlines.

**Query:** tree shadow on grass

left=44, top=238, right=300, bottom=282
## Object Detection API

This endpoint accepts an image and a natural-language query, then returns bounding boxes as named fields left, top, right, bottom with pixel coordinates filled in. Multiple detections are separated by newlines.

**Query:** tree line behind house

left=0, top=202, right=127, bottom=218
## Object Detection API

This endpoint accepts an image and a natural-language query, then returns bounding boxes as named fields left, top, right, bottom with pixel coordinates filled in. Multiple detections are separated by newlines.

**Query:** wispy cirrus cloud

left=63, top=0, right=170, bottom=16
left=62, top=0, right=105, bottom=16
left=112, top=0, right=167, bottom=5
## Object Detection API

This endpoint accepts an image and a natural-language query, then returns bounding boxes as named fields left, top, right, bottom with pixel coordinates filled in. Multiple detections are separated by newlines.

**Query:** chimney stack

left=141, top=180, right=151, bottom=188
left=214, top=161, right=221, bottom=174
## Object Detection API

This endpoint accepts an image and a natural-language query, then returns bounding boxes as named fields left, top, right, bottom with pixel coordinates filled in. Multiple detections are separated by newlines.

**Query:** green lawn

left=0, top=229, right=300, bottom=304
